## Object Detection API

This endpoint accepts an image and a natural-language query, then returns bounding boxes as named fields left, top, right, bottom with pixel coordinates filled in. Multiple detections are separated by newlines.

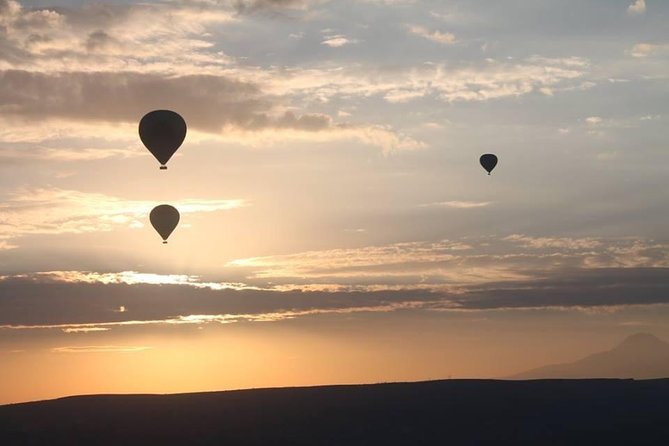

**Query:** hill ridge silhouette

left=2, top=379, right=669, bottom=445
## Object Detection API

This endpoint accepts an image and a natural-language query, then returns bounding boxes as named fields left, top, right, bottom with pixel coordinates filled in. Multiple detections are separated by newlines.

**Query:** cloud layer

left=2, top=264, right=669, bottom=333
left=0, top=0, right=420, bottom=153
left=0, top=187, right=245, bottom=248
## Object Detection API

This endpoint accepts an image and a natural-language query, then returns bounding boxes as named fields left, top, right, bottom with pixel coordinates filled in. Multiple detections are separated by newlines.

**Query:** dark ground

left=1, top=379, right=668, bottom=445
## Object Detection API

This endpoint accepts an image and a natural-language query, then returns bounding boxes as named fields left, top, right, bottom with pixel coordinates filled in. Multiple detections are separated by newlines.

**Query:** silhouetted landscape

left=3, top=333, right=669, bottom=444
left=1, top=379, right=668, bottom=445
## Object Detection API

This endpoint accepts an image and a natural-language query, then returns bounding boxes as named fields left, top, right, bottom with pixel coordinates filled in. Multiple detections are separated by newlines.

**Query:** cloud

left=321, top=35, right=356, bottom=47
left=36, top=271, right=256, bottom=291
left=232, top=0, right=312, bottom=12
left=214, top=122, right=424, bottom=154
left=260, top=57, right=590, bottom=105
left=2, top=266, right=669, bottom=332
left=503, top=234, right=601, bottom=250
left=0, top=1, right=593, bottom=158
left=0, top=234, right=668, bottom=330
left=5, top=302, right=436, bottom=332
left=0, top=145, right=132, bottom=163
left=0, top=0, right=311, bottom=73
left=0, top=1, right=235, bottom=75
left=226, top=235, right=669, bottom=290
left=629, top=43, right=654, bottom=57
left=0, top=1, right=419, bottom=154
left=225, top=239, right=477, bottom=284
left=0, top=0, right=316, bottom=79
left=419, top=201, right=491, bottom=209
left=0, top=70, right=421, bottom=153
left=627, top=0, right=646, bottom=15
left=628, top=43, right=669, bottom=58
left=0, top=187, right=245, bottom=246
left=406, top=25, right=456, bottom=45
left=0, top=274, right=442, bottom=329
left=52, top=345, right=151, bottom=353
left=0, top=70, right=272, bottom=132
left=458, top=268, right=669, bottom=311
left=63, top=327, right=111, bottom=333
left=0, top=240, right=18, bottom=251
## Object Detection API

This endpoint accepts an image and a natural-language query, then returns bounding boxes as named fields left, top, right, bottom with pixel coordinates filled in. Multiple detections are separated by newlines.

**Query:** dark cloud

left=0, top=278, right=438, bottom=327
left=84, top=30, right=118, bottom=53
left=458, top=268, right=669, bottom=310
left=0, top=70, right=330, bottom=133
left=1, top=268, right=669, bottom=329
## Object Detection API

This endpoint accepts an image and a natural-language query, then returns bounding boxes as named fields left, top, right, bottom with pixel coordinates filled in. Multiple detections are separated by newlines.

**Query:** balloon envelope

left=480, top=154, right=498, bottom=175
left=139, top=110, right=187, bottom=169
left=150, top=205, right=180, bottom=243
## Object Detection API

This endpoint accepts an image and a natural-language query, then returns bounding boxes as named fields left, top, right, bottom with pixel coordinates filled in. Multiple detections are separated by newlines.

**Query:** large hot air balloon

left=139, top=110, right=187, bottom=170
left=150, top=205, right=180, bottom=244
left=479, top=154, right=498, bottom=175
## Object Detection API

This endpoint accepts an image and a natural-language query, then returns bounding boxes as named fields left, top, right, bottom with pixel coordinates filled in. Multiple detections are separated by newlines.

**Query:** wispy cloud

left=0, top=1, right=236, bottom=75
left=35, top=271, right=258, bottom=291
left=214, top=122, right=425, bottom=154
left=233, top=0, right=313, bottom=13
left=258, top=57, right=590, bottom=105
left=419, top=201, right=491, bottom=209
left=406, top=25, right=456, bottom=45
left=62, top=327, right=111, bottom=333
left=226, top=236, right=669, bottom=290
left=3, top=301, right=440, bottom=332
left=0, top=0, right=316, bottom=75
left=0, top=187, right=246, bottom=246
left=628, top=0, right=646, bottom=15
left=628, top=43, right=669, bottom=58
left=503, top=234, right=601, bottom=250
left=0, top=240, right=18, bottom=251
left=321, top=35, right=356, bottom=47
left=52, top=345, right=152, bottom=353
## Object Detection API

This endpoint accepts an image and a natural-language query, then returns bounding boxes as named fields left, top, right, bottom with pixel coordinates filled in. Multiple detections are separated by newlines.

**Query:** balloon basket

left=160, top=166, right=167, bottom=170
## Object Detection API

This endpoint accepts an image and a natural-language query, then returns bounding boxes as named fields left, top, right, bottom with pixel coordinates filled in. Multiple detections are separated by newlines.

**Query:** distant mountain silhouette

left=2, top=379, right=669, bottom=445
left=511, top=333, right=669, bottom=379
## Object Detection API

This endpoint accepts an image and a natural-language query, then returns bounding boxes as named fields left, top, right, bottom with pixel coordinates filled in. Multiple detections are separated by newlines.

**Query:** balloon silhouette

left=139, top=110, right=187, bottom=170
left=150, top=205, right=180, bottom=244
left=480, top=154, right=498, bottom=175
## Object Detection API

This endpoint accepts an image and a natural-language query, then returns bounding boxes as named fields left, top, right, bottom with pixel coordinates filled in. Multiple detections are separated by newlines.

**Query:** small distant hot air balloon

left=139, top=110, right=187, bottom=170
left=480, top=154, right=498, bottom=175
left=150, top=205, right=180, bottom=244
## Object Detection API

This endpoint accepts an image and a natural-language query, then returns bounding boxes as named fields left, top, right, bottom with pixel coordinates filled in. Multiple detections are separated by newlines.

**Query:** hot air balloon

left=479, top=154, right=498, bottom=175
left=150, top=205, right=180, bottom=244
left=139, top=110, right=187, bottom=170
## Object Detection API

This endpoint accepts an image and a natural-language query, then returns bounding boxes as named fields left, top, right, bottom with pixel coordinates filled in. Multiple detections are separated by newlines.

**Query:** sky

left=1, top=0, right=668, bottom=404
